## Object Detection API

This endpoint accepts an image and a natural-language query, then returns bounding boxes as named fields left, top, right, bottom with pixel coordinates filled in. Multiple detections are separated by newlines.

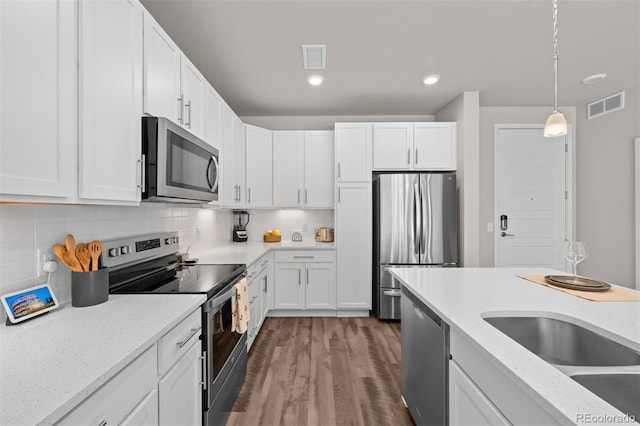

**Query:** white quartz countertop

left=194, top=241, right=335, bottom=266
left=389, top=267, right=640, bottom=424
left=0, top=294, right=205, bottom=426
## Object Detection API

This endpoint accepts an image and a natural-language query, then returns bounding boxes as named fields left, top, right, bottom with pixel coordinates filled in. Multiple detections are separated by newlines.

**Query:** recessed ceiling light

left=308, top=75, right=324, bottom=86
left=422, top=74, right=440, bottom=85
left=581, top=73, right=607, bottom=85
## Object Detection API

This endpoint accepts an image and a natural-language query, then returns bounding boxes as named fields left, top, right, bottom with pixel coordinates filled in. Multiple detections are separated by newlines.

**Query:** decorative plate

left=544, top=275, right=611, bottom=292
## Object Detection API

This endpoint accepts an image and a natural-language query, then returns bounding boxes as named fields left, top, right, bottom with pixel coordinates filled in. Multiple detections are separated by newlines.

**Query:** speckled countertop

left=194, top=241, right=336, bottom=265
left=390, top=267, right=640, bottom=424
left=0, top=294, right=205, bottom=426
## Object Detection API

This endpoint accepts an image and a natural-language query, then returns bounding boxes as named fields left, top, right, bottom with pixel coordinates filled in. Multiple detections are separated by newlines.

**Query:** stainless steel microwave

left=142, top=117, right=219, bottom=203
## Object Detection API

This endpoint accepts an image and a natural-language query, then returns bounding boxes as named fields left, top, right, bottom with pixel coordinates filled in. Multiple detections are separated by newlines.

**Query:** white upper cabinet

left=142, top=11, right=181, bottom=124
left=78, top=0, right=143, bottom=202
left=221, top=105, right=246, bottom=207
left=204, top=85, right=222, bottom=149
left=273, top=131, right=334, bottom=208
left=143, top=10, right=206, bottom=141
left=373, top=122, right=456, bottom=171
left=273, top=132, right=304, bottom=207
left=180, top=57, right=206, bottom=140
left=413, top=122, right=456, bottom=170
left=335, top=123, right=373, bottom=182
left=245, top=125, right=272, bottom=208
left=0, top=0, right=77, bottom=199
left=303, top=131, right=334, bottom=208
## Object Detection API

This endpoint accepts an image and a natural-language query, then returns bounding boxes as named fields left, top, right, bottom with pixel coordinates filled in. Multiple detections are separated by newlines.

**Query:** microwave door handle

left=206, top=156, right=214, bottom=190
left=210, top=155, right=219, bottom=192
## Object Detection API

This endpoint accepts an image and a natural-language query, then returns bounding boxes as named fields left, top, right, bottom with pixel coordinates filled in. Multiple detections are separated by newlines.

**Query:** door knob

left=501, top=232, right=514, bottom=237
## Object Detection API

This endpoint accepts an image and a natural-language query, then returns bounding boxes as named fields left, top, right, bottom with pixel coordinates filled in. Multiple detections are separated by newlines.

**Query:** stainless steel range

left=102, top=232, right=246, bottom=426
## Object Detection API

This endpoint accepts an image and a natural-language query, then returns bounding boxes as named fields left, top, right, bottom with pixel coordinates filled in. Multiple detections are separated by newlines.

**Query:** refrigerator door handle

left=418, top=179, right=424, bottom=256
left=413, top=183, right=421, bottom=254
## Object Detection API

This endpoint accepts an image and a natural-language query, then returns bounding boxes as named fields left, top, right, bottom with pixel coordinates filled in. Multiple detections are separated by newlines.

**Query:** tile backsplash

left=0, top=204, right=333, bottom=320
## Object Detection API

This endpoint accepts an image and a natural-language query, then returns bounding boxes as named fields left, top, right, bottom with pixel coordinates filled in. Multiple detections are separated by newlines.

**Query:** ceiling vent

left=302, top=45, right=326, bottom=69
left=587, top=91, right=625, bottom=119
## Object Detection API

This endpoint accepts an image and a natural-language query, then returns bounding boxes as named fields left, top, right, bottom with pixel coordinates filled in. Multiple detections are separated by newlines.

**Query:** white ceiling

left=140, top=0, right=640, bottom=117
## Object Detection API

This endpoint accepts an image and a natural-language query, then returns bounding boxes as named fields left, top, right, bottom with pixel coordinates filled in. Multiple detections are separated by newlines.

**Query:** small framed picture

left=1, top=284, right=59, bottom=324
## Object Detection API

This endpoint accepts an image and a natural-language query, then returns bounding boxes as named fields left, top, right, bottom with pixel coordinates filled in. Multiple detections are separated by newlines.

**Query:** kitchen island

left=389, top=267, right=640, bottom=425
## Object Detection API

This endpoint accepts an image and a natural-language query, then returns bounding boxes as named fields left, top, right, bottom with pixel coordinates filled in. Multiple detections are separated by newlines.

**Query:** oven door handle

left=209, top=286, right=236, bottom=310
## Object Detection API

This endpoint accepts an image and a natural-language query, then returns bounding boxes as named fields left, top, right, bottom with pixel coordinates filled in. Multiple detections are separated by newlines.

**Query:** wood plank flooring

left=227, top=317, right=415, bottom=426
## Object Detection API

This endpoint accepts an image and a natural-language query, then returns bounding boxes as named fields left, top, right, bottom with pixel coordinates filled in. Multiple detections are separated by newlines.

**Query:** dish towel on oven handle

left=232, top=278, right=250, bottom=334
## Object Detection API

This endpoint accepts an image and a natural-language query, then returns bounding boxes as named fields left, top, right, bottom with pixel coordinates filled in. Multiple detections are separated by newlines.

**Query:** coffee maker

left=232, top=210, right=250, bottom=242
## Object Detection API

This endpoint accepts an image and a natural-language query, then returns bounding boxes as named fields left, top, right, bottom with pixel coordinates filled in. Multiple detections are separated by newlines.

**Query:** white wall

left=0, top=203, right=334, bottom=321
left=436, top=92, right=480, bottom=266
left=575, top=84, right=639, bottom=288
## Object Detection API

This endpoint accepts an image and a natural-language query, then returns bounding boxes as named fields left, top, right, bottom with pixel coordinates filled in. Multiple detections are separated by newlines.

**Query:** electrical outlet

left=36, top=249, right=53, bottom=277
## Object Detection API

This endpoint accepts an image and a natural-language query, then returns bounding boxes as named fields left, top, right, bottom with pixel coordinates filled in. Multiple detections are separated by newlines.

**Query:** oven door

left=144, top=116, right=219, bottom=203
left=203, top=280, right=243, bottom=407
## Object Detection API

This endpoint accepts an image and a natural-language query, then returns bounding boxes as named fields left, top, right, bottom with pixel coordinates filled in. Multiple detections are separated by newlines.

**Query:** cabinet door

left=79, top=0, right=143, bottom=202
left=261, top=268, right=270, bottom=322
left=273, top=131, right=304, bottom=207
left=159, top=342, right=203, bottom=426
left=204, top=84, right=222, bottom=149
left=233, top=117, right=247, bottom=206
left=336, top=183, right=372, bottom=309
left=181, top=56, right=206, bottom=140
left=120, top=389, right=159, bottom=426
left=414, top=122, right=457, bottom=170
left=335, top=123, right=372, bottom=182
left=0, top=0, right=76, bottom=198
left=306, top=262, right=335, bottom=309
left=245, top=125, right=272, bottom=207
left=221, top=105, right=236, bottom=206
left=373, top=123, right=413, bottom=170
left=142, top=10, right=181, bottom=123
left=449, top=360, right=510, bottom=426
left=304, top=131, right=334, bottom=208
left=274, top=264, right=304, bottom=309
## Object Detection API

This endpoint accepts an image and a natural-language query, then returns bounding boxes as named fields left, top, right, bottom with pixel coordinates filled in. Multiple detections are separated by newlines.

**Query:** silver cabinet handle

left=415, top=148, right=418, bottom=164
left=337, top=162, right=341, bottom=178
left=199, top=351, right=207, bottom=390
left=383, top=289, right=402, bottom=297
left=248, top=188, right=251, bottom=204
left=263, top=275, right=267, bottom=293
left=407, top=148, right=411, bottom=164
left=293, top=255, right=315, bottom=259
left=137, top=155, right=146, bottom=191
left=306, top=268, right=309, bottom=284
left=98, top=421, right=107, bottom=426
left=238, top=185, right=242, bottom=202
left=338, top=187, right=341, bottom=203
left=177, top=95, right=184, bottom=123
left=298, top=269, right=301, bottom=285
left=176, top=327, right=201, bottom=348
left=501, top=232, right=515, bottom=237
left=298, top=189, right=300, bottom=204
left=305, top=189, right=308, bottom=204
left=185, top=101, right=192, bottom=128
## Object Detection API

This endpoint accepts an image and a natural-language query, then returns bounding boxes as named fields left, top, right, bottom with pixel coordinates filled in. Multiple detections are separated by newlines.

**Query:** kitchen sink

left=570, top=373, right=640, bottom=420
left=483, top=316, right=640, bottom=366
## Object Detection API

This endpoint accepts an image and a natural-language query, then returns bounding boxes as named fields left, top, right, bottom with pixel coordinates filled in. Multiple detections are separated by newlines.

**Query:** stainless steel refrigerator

left=373, top=172, right=458, bottom=320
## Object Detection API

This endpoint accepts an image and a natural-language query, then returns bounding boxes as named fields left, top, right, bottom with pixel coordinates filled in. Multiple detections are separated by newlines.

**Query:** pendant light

left=544, top=0, right=568, bottom=138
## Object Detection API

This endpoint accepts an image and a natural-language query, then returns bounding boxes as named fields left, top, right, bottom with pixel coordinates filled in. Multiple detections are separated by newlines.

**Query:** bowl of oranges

left=263, top=229, right=282, bottom=242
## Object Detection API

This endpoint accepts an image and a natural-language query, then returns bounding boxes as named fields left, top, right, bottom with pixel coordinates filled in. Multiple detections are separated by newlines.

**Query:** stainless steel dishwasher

left=401, top=286, right=449, bottom=426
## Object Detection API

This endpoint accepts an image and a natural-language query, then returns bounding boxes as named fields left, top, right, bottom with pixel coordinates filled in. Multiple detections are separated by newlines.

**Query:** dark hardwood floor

left=227, top=316, right=414, bottom=426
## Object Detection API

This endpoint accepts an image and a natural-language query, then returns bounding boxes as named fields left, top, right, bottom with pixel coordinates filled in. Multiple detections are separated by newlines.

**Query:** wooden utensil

left=52, top=243, right=83, bottom=272
left=64, top=234, right=77, bottom=254
left=75, top=243, right=91, bottom=272
left=88, top=240, right=103, bottom=271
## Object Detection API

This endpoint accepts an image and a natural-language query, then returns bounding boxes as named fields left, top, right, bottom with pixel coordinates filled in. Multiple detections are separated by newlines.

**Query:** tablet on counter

left=1, top=283, right=59, bottom=324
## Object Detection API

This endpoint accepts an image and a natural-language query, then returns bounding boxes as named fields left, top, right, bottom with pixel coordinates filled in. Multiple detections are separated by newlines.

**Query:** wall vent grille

left=302, top=45, right=326, bottom=69
left=587, top=91, right=625, bottom=119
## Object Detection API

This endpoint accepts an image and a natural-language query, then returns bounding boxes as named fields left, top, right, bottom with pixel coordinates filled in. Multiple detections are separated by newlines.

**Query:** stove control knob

left=172, top=237, right=178, bottom=244
left=120, top=246, right=130, bottom=255
left=165, top=238, right=171, bottom=245
left=109, top=247, right=121, bottom=257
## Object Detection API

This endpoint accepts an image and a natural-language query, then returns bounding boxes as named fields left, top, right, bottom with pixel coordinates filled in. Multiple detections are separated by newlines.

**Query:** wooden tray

left=544, top=275, right=611, bottom=292
left=263, top=235, right=281, bottom=243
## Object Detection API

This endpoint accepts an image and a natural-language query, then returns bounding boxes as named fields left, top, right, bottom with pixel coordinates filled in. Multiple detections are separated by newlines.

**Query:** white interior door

left=494, top=125, right=569, bottom=270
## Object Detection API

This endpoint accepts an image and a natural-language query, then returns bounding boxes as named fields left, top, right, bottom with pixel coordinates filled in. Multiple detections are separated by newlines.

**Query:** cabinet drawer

left=58, top=344, right=157, bottom=425
left=246, top=253, right=270, bottom=281
left=158, top=308, right=202, bottom=375
left=274, top=250, right=335, bottom=263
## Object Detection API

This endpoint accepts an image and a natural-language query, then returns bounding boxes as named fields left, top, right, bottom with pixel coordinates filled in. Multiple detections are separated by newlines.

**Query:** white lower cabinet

left=57, top=308, right=203, bottom=426
left=158, top=342, right=203, bottom=426
left=247, top=252, right=272, bottom=350
left=273, top=250, right=336, bottom=311
left=449, top=360, right=509, bottom=426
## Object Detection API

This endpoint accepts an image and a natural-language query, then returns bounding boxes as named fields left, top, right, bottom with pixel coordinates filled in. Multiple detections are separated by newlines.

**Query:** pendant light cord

left=553, top=0, right=559, bottom=113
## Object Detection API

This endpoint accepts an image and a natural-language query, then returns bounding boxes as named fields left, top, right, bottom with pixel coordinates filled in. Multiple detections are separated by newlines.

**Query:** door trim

left=493, top=124, right=573, bottom=269
left=635, top=137, right=640, bottom=290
